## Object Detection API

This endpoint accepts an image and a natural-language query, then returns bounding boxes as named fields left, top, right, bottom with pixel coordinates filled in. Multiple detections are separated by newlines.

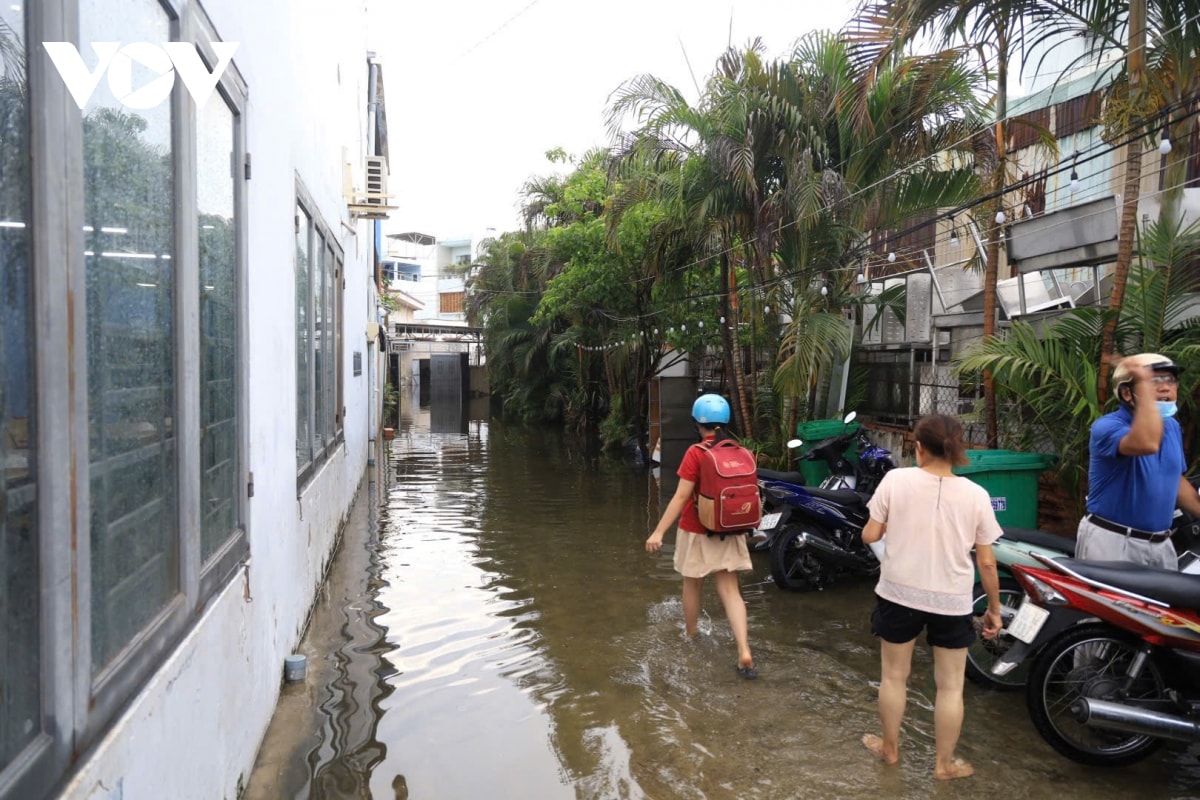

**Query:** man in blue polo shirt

left=1078, top=353, right=1200, bottom=569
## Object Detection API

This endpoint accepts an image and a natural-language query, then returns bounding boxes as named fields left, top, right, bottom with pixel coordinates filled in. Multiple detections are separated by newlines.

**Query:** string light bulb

left=887, top=251, right=896, bottom=263
left=995, top=209, right=1007, bottom=224
left=1159, top=128, right=1173, bottom=155
left=1070, top=168, right=1080, bottom=193
left=820, top=285, right=828, bottom=296
left=856, top=271, right=866, bottom=284
left=949, top=216, right=958, bottom=247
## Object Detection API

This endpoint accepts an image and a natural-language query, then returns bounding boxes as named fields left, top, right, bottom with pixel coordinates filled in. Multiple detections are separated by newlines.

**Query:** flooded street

left=247, top=399, right=1200, bottom=799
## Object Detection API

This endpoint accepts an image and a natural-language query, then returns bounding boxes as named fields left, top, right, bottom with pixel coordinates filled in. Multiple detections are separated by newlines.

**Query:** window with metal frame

left=0, top=1, right=249, bottom=796
left=295, top=188, right=344, bottom=483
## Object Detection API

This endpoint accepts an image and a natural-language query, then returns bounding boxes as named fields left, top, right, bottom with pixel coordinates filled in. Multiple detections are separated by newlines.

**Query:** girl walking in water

left=645, top=394, right=756, bottom=678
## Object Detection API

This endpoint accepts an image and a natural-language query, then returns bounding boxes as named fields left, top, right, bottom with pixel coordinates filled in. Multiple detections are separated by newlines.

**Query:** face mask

left=1157, top=401, right=1178, bottom=419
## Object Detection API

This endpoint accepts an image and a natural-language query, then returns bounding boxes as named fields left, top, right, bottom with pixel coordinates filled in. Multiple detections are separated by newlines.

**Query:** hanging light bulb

left=698, top=321, right=704, bottom=328
left=681, top=324, right=687, bottom=331
left=887, top=251, right=897, bottom=263
left=1159, top=128, right=1173, bottom=155
left=995, top=209, right=1007, bottom=224
left=764, top=305, right=770, bottom=314
left=653, top=328, right=658, bottom=335
left=1070, top=168, right=1081, bottom=193
left=856, top=272, right=866, bottom=284
left=820, top=285, right=828, bottom=296
left=949, top=227, right=959, bottom=247
left=719, top=316, right=726, bottom=324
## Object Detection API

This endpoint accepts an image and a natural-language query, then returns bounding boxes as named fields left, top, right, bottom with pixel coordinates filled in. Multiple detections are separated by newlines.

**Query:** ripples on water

left=288, top=405, right=1200, bottom=800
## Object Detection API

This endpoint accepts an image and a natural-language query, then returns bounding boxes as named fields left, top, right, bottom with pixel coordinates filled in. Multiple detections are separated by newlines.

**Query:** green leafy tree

left=955, top=217, right=1200, bottom=519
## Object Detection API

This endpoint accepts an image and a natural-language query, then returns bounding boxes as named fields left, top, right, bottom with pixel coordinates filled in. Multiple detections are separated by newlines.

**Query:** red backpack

left=691, top=439, right=762, bottom=535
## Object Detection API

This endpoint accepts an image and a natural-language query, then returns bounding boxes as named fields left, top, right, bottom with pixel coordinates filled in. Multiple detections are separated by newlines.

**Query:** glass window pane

left=0, top=2, right=41, bottom=768
left=198, top=89, right=237, bottom=561
left=312, top=234, right=324, bottom=456
left=82, top=2, right=178, bottom=672
left=296, top=207, right=310, bottom=471
left=323, top=244, right=335, bottom=441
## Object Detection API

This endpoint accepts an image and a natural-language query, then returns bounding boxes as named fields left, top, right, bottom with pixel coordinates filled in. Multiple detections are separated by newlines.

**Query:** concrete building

left=0, top=2, right=391, bottom=798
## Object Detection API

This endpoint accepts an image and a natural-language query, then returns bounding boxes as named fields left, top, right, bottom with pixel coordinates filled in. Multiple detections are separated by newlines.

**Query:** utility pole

left=1098, top=0, right=1146, bottom=404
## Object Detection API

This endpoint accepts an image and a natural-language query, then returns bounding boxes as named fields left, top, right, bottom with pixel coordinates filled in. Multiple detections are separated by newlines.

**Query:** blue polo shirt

left=1086, top=407, right=1184, bottom=532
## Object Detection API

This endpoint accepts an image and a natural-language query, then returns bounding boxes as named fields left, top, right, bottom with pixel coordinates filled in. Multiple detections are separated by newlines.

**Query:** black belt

left=1085, top=514, right=1171, bottom=543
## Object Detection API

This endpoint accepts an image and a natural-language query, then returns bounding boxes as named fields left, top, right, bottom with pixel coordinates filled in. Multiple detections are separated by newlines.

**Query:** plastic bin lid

left=954, top=449, right=1055, bottom=474
left=796, top=418, right=862, bottom=440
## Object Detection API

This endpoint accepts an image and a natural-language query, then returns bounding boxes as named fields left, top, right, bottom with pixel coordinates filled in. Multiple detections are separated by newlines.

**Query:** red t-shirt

left=676, top=436, right=713, bottom=534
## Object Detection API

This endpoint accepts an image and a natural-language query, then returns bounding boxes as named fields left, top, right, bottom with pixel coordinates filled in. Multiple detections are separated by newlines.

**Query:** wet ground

left=244, top=399, right=1200, bottom=799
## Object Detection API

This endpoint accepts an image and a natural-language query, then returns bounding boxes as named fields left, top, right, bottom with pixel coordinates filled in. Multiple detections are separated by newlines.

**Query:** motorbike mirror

left=787, top=439, right=803, bottom=449
left=843, top=411, right=857, bottom=425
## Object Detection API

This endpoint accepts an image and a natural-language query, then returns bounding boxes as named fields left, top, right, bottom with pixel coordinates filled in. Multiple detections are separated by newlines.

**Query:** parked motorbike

left=998, top=554, right=1200, bottom=766
left=803, top=412, right=896, bottom=495
left=965, top=527, right=1076, bottom=690
left=749, top=466, right=807, bottom=553
left=765, top=416, right=896, bottom=589
left=967, top=477, right=1200, bottom=690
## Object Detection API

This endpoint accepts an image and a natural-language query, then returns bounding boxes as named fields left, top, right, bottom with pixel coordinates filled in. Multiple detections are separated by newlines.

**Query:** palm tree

left=848, top=0, right=1091, bottom=445
left=955, top=216, right=1200, bottom=519
left=1042, top=0, right=1200, bottom=400
left=607, top=42, right=806, bottom=437
left=768, top=32, right=983, bottom=432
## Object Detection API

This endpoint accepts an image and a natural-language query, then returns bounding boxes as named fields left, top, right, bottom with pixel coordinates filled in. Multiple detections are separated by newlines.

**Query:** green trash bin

left=953, top=450, right=1056, bottom=528
left=795, top=418, right=863, bottom=486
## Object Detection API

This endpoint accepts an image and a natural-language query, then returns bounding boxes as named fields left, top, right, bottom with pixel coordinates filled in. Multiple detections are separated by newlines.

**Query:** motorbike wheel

left=769, top=524, right=828, bottom=591
left=1025, top=623, right=1165, bottom=767
left=964, top=578, right=1027, bottom=690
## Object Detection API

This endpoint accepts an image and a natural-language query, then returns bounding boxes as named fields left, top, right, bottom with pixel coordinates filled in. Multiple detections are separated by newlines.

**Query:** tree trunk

left=727, top=257, right=753, bottom=435
left=718, top=254, right=745, bottom=433
left=982, top=50, right=1008, bottom=450
left=1098, top=0, right=1147, bottom=405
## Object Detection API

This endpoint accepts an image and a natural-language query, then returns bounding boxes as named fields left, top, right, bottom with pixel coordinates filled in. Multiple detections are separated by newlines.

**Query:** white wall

left=61, top=1, right=375, bottom=797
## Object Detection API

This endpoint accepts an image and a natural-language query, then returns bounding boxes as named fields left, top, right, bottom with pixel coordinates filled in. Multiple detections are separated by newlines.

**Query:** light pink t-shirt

left=867, top=466, right=1003, bottom=615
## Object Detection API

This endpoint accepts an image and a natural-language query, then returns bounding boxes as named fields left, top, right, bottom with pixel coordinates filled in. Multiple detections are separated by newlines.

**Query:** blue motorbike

left=760, top=415, right=897, bottom=590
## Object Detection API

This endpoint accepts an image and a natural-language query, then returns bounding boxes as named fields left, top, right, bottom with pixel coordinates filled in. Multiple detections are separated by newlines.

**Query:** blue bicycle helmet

left=692, top=394, right=731, bottom=425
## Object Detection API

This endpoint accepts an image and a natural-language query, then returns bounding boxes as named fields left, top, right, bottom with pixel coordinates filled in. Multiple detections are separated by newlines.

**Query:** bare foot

left=861, top=733, right=898, bottom=765
left=934, top=757, right=974, bottom=780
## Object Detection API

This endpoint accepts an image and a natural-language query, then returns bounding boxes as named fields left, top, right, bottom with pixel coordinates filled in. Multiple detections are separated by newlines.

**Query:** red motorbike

left=1003, top=554, right=1200, bottom=766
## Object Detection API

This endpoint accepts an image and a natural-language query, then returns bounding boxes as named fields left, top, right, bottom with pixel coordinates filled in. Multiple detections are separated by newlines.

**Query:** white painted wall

left=61, top=1, right=376, bottom=797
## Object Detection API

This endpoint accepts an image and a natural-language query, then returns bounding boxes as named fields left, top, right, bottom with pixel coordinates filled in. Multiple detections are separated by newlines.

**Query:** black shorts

left=870, top=595, right=976, bottom=649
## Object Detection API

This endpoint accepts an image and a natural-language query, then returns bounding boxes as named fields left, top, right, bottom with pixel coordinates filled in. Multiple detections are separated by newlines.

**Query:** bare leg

left=682, top=576, right=703, bottom=637
left=713, top=570, right=751, bottom=667
left=865, top=638, right=914, bottom=764
left=931, top=646, right=973, bottom=780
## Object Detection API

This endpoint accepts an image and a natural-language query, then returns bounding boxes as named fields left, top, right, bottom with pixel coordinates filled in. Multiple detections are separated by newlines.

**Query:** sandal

left=735, top=663, right=758, bottom=680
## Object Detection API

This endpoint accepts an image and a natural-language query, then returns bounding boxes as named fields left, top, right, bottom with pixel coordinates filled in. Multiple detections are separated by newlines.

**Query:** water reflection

left=251, top=399, right=1200, bottom=800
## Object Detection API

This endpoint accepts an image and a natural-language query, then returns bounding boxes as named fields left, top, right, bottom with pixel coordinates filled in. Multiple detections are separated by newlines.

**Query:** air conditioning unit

left=364, top=156, right=388, bottom=205
left=348, top=156, right=396, bottom=219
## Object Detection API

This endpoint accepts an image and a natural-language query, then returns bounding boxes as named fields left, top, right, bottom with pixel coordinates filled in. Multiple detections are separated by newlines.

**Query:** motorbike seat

left=757, top=469, right=806, bottom=485
left=1056, top=558, right=1200, bottom=610
left=804, top=486, right=867, bottom=506
left=999, top=527, right=1073, bottom=553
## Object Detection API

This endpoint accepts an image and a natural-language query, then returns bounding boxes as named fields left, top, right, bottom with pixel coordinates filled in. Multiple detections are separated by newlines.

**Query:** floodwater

left=246, top=396, right=1200, bottom=800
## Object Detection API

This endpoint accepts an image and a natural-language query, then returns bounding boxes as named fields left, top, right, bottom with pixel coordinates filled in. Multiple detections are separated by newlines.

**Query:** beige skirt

left=673, top=526, right=753, bottom=578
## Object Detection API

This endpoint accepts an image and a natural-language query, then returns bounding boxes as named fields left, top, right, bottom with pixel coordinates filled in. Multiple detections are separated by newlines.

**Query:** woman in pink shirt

left=860, top=414, right=1004, bottom=780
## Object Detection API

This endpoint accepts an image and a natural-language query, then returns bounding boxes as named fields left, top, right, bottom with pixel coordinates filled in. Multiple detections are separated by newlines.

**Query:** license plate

left=1006, top=597, right=1050, bottom=644
left=755, top=512, right=782, bottom=532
